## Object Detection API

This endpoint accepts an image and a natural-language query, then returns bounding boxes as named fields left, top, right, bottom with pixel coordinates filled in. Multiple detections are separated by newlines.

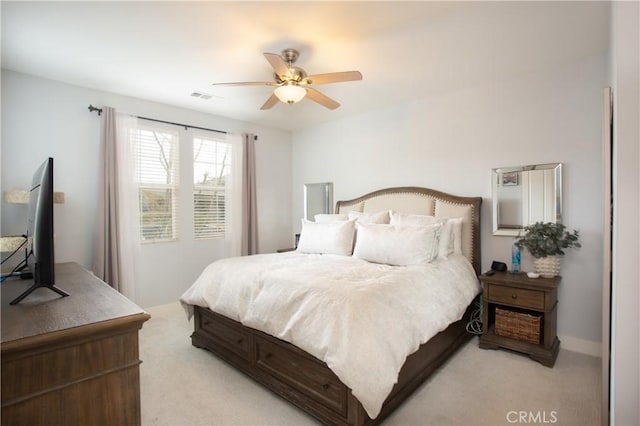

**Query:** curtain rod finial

left=88, top=104, right=103, bottom=116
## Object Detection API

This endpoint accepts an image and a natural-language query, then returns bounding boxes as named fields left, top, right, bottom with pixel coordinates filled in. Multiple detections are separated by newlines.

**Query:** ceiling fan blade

left=305, top=88, right=340, bottom=110
left=260, top=93, right=280, bottom=110
left=303, top=71, right=362, bottom=85
left=263, top=53, right=291, bottom=79
left=211, top=81, right=277, bottom=87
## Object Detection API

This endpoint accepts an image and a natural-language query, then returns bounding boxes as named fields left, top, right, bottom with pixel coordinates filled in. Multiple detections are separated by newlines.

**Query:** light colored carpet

left=140, top=302, right=601, bottom=426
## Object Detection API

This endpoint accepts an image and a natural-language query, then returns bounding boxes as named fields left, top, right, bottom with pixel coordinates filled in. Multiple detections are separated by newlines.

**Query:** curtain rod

left=88, top=104, right=228, bottom=135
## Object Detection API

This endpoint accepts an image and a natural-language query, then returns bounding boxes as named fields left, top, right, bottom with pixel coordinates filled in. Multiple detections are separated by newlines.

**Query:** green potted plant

left=515, top=222, right=581, bottom=277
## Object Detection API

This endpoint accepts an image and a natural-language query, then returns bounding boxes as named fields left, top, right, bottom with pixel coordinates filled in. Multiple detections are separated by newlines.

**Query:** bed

left=181, top=186, right=482, bottom=425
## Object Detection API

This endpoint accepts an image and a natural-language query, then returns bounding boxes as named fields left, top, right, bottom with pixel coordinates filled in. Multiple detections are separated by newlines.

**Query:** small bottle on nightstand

left=511, top=243, right=521, bottom=273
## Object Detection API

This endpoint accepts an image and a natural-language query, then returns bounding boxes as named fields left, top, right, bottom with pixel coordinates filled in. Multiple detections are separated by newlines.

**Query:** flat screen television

left=10, top=157, right=69, bottom=305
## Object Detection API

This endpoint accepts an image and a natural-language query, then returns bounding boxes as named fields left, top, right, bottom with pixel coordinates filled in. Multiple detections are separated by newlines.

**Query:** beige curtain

left=93, top=107, right=121, bottom=290
left=241, top=133, right=258, bottom=255
left=93, top=109, right=138, bottom=299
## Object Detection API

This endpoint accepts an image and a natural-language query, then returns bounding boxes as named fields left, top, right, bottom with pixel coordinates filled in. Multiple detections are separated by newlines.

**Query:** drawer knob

left=265, top=353, right=272, bottom=359
left=236, top=338, right=244, bottom=344
left=322, top=383, right=330, bottom=391
left=511, top=294, right=518, bottom=299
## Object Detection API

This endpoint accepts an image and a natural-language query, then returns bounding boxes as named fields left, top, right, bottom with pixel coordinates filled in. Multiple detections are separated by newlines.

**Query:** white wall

left=1, top=70, right=292, bottom=308
left=292, top=53, right=607, bottom=352
left=610, top=1, right=640, bottom=424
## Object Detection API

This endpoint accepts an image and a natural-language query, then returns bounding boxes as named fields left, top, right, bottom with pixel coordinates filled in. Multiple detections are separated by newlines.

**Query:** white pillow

left=389, top=212, right=460, bottom=259
left=314, top=213, right=349, bottom=223
left=450, top=217, right=463, bottom=254
left=437, top=217, right=463, bottom=259
left=348, top=210, right=390, bottom=224
left=352, top=223, right=442, bottom=266
left=389, top=212, right=439, bottom=226
left=296, top=219, right=356, bottom=256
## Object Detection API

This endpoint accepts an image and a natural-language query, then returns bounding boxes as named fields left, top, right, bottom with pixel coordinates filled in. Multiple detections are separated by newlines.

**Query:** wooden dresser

left=1, top=262, right=150, bottom=425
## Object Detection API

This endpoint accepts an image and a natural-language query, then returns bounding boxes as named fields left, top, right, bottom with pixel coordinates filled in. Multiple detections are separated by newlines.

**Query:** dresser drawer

left=255, top=336, right=348, bottom=416
left=196, top=309, right=252, bottom=361
left=487, top=284, right=545, bottom=310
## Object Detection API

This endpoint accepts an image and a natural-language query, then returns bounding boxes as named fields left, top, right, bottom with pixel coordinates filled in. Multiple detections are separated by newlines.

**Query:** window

left=132, top=127, right=179, bottom=242
left=193, top=136, right=231, bottom=239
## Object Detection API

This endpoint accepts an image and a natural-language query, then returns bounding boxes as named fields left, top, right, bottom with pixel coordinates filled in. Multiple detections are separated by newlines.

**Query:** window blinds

left=133, top=128, right=179, bottom=242
left=193, top=136, right=231, bottom=239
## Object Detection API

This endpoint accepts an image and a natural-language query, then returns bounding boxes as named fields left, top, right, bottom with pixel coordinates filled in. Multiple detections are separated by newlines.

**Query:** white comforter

left=180, top=252, right=480, bottom=419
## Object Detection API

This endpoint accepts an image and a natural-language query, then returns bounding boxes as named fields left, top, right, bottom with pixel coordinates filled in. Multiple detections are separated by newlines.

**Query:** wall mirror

left=492, top=163, right=562, bottom=236
left=304, top=182, right=333, bottom=221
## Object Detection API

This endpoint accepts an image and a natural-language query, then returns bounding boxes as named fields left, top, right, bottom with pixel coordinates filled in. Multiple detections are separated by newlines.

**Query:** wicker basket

left=495, top=307, right=542, bottom=344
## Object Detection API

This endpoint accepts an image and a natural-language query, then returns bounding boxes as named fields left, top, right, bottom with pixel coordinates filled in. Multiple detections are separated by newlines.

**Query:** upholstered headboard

left=335, top=186, right=482, bottom=275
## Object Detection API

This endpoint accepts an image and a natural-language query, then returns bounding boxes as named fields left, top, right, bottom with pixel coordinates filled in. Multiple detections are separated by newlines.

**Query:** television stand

left=9, top=281, right=69, bottom=305
left=1, top=262, right=149, bottom=425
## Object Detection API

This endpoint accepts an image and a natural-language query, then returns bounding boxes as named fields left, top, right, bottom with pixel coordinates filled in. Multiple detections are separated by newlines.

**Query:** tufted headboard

left=335, top=186, right=482, bottom=275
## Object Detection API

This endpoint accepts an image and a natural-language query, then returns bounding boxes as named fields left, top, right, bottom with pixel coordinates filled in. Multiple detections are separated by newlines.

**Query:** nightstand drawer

left=487, top=284, right=545, bottom=310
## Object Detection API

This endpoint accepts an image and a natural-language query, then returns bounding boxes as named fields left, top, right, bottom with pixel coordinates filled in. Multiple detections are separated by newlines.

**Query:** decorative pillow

left=314, top=213, right=349, bottom=223
left=296, top=219, right=356, bottom=256
left=348, top=210, right=390, bottom=224
left=389, top=212, right=439, bottom=226
left=352, top=223, right=442, bottom=266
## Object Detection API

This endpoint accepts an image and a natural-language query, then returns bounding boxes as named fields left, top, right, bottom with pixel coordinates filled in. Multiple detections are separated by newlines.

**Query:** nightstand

left=479, top=271, right=560, bottom=367
left=276, top=248, right=296, bottom=253
left=277, top=234, right=299, bottom=253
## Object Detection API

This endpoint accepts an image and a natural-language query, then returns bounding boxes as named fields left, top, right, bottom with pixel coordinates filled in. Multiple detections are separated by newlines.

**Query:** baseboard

left=558, top=334, right=602, bottom=357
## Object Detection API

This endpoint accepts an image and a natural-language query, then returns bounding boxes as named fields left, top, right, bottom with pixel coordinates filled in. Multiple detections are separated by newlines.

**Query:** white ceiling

left=1, top=1, right=609, bottom=132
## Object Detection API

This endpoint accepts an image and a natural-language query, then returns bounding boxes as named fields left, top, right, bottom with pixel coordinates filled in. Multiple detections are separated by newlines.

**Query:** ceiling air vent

left=190, top=91, right=213, bottom=100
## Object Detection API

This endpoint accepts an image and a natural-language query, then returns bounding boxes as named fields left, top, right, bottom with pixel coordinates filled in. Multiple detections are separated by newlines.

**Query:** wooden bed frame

left=190, top=186, right=482, bottom=425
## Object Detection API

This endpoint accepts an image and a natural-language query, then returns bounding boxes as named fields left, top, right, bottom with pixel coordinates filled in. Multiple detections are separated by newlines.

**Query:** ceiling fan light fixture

left=274, top=83, right=306, bottom=104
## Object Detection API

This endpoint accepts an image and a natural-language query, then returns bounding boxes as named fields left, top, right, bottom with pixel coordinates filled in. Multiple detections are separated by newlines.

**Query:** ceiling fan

left=211, top=48, right=362, bottom=110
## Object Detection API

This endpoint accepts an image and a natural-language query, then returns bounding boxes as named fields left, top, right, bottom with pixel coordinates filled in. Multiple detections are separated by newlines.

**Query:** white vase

left=534, top=255, right=561, bottom=278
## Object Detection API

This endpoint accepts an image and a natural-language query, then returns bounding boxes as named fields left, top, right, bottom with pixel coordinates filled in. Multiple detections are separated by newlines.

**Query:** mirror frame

left=492, top=163, right=562, bottom=236
left=304, top=182, right=333, bottom=221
